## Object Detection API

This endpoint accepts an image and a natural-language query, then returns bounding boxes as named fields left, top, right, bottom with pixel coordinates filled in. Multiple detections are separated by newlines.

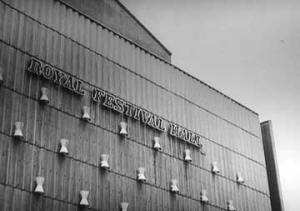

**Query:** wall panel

left=0, top=0, right=272, bottom=210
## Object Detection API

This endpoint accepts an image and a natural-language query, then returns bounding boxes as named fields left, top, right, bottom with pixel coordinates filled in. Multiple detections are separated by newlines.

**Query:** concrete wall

left=0, top=0, right=271, bottom=210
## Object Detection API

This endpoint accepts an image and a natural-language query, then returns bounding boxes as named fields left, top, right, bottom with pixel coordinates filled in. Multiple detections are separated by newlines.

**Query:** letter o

left=42, top=65, right=54, bottom=80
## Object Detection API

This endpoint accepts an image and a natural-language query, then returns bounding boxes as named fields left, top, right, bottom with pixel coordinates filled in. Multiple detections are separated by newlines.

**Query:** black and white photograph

left=0, top=0, right=297, bottom=210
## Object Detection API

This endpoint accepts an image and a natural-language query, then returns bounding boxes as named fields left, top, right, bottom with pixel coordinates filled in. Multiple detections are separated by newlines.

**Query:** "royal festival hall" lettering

left=26, top=58, right=203, bottom=148
left=26, top=58, right=85, bottom=95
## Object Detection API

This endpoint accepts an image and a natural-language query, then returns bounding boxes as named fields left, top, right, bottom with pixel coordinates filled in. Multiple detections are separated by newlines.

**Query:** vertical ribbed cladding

left=8, top=0, right=259, bottom=138
left=0, top=0, right=272, bottom=210
left=0, top=73, right=269, bottom=205
left=0, top=2, right=268, bottom=191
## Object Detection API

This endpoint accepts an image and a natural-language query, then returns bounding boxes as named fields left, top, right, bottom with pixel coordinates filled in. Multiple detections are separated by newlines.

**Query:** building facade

left=0, top=0, right=278, bottom=210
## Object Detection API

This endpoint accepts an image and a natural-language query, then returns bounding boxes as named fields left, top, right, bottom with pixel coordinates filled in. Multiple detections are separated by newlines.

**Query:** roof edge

left=261, top=120, right=272, bottom=125
left=172, top=65, right=259, bottom=116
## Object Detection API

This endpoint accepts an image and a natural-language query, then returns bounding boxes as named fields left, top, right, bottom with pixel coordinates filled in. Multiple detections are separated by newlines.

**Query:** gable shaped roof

left=58, top=0, right=172, bottom=62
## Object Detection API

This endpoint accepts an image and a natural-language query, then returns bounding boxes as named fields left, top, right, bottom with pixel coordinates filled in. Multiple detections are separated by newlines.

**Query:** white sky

left=121, top=0, right=300, bottom=210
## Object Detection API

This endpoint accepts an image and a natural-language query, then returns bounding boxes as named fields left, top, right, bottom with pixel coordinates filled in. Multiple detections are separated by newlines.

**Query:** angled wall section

left=57, top=0, right=172, bottom=62
left=261, top=121, right=285, bottom=211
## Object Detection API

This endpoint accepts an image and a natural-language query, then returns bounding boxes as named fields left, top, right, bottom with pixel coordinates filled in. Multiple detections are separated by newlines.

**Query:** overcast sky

left=121, top=0, right=300, bottom=210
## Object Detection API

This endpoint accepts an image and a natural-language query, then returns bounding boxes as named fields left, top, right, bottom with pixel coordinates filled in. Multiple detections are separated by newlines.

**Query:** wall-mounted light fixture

left=227, top=200, right=236, bottom=211
left=153, top=136, right=162, bottom=151
left=100, top=154, right=109, bottom=169
left=119, top=121, right=128, bottom=136
left=211, top=161, right=220, bottom=174
left=170, top=179, right=179, bottom=193
left=34, top=176, right=45, bottom=194
left=79, top=190, right=89, bottom=206
left=184, top=149, right=192, bottom=162
left=120, top=202, right=129, bottom=211
left=39, top=87, right=49, bottom=104
left=236, top=172, right=245, bottom=184
left=59, top=139, right=69, bottom=155
left=0, top=65, right=3, bottom=85
left=13, top=121, right=24, bottom=140
left=137, top=167, right=146, bottom=182
left=81, top=106, right=91, bottom=122
left=200, top=189, right=209, bottom=204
